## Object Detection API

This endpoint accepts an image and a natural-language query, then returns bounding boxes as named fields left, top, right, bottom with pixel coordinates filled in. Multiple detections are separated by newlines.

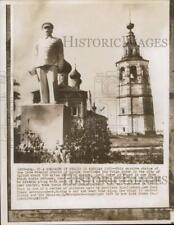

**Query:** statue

left=29, top=22, right=67, bottom=103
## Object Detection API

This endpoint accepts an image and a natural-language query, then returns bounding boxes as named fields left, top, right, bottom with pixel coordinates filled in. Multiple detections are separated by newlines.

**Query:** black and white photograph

left=13, top=1, right=168, bottom=164
left=1, top=0, right=174, bottom=224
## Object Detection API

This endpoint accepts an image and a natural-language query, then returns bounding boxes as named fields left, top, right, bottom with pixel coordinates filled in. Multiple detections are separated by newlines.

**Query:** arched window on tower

left=130, top=65, right=137, bottom=81
left=130, top=48, right=132, bottom=56
left=119, top=67, right=125, bottom=81
left=142, top=66, right=149, bottom=83
left=132, top=47, right=137, bottom=56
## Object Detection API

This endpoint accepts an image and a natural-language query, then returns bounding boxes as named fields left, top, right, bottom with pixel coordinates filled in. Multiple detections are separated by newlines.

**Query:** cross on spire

left=129, top=6, right=131, bottom=23
left=127, top=6, right=134, bottom=32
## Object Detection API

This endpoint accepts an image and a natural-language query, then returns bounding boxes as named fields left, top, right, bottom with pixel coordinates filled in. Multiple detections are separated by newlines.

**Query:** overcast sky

left=12, top=0, right=169, bottom=131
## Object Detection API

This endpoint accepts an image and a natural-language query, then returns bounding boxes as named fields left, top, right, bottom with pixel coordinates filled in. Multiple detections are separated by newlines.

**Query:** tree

left=14, top=79, right=21, bottom=148
left=13, top=79, right=20, bottom=111
left=62, top=114, right=111, bottom=163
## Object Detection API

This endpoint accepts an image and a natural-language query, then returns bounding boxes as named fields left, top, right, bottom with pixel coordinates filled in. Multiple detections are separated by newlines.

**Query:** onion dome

left=58, top=60, right=72, bottom=87
left=127, top=22, right=134, bottom=32
left=70, top=66, right=82, bottom=90
left=63, top=60, right=72, bottom=74
left=70, top=68, right=81, bottom=79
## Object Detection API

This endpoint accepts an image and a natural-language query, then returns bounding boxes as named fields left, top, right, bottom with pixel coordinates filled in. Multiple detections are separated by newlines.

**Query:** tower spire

left=127, top=7, right=134, bottom=32
left=122, top=21, right=142, bottom=60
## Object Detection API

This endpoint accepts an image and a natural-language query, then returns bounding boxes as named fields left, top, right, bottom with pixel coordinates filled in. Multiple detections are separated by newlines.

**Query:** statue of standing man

left=29, top=22, right=65, bottom=103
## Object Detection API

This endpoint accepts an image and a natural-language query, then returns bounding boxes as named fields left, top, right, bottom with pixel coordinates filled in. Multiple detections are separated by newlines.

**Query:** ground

left=110, top=134, right=163, bottom=164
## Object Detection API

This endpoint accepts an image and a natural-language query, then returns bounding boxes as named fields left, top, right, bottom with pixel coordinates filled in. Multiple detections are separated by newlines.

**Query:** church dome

left=63, top=60, right=72, bottom=74
left=70, top=67, right=82, bottom=90
left=70, top=68, right=81, bottom=79
left=127, top=22, right=134, bottom=31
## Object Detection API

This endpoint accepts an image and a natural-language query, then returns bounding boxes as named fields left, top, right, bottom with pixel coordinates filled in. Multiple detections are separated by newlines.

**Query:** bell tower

left=116, top=22, right=155, bottom=135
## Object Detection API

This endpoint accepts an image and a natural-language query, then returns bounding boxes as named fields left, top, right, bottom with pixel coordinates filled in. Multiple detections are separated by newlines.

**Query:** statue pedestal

left=20, top=104, right=71, bottom=150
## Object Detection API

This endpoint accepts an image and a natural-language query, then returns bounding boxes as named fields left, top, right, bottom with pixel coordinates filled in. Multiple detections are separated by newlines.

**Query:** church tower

left=116, top=22, right=155, bottom=135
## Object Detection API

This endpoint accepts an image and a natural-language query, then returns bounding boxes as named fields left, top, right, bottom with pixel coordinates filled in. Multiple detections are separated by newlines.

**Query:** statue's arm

left=58, top=39, right=64, bottom=71
left=29, top=44, right=38, bottom=75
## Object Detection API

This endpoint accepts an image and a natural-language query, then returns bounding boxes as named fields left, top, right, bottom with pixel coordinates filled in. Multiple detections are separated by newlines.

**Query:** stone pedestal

left=21, top=104, right=71, bottom=150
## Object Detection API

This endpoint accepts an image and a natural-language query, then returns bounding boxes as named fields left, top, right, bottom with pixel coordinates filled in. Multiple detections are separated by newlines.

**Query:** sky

left=12, top=0, right=169, bottom=131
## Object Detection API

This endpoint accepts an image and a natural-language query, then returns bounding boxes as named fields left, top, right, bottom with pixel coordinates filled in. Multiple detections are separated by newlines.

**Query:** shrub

left=62, top=116, right=111, bottom=163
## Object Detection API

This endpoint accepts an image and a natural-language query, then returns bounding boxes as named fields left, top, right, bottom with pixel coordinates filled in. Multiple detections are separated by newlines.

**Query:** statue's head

left=41, top=22, right=54, bottom=37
